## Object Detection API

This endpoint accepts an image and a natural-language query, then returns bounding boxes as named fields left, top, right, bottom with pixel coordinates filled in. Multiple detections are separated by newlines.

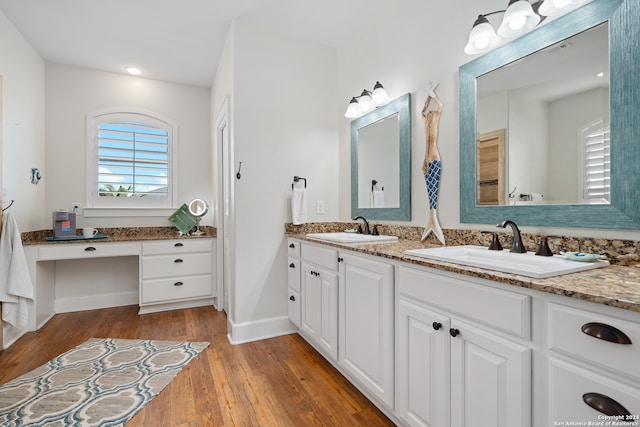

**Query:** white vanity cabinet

left=397, top=265, right=532, bottom=427
left=299, top=242, right=339, bottom=360
left=287, top=239, right=301, bottom=328
left=139, top=239, right=215, bottom=314
left=338, top=252, right=395, bottom=410
left=547, top=302, right=640, bottom=423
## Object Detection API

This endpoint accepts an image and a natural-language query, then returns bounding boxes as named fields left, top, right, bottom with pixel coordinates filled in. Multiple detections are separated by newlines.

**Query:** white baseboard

left=54, top=291, right=139, bottom=313
left=227, top=315, right=297, bottom=345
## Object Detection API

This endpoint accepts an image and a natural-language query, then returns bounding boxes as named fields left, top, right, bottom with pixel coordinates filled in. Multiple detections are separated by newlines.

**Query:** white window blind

left=98, top=121, right=169, bottom=197
left=579, top=120, right=610, bottom=203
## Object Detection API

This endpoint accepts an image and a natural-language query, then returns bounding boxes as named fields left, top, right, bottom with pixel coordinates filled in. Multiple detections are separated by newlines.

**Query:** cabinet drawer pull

left=581, top=322, right=632, bottom=345
left=174, top=258, right=184, bottom=263
left=84, top=247, right=96, bottom=252
left=174, top=281, right=184, bottom=286
left=289, top=263, right=295, bottom=268
left=449, top=328, right=460, bottom=337
left=289, top=295, right=295, bottom=301
left=432, top=322, right=442, bottom=331
left=289, top=243, right=295, bottom=248
left=174, top=242, right=184, bottom=247
left=582, top=392, right=631, bottom=416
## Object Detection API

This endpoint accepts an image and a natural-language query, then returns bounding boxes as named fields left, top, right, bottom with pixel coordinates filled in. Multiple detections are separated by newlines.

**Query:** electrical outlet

left=316, top=200, right=325, bottom=215
left=71, top=202, right=83, bottom=216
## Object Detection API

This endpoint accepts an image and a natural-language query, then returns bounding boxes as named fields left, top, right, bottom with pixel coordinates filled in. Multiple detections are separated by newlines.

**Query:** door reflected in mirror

left=476, top=22, right=610, bottom=206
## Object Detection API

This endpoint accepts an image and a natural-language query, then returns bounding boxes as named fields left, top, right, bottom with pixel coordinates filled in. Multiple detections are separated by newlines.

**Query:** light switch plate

left=316, top=200, right=325, bottom=214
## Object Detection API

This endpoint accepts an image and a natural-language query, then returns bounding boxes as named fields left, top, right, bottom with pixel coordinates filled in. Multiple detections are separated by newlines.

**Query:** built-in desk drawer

left=38, top=242, right=139, bottom=261
left=140, top=275, right=213, bottom=304
left=141, top=239, right=212, bottom=255
left=141, top=253, right=212, bottom=280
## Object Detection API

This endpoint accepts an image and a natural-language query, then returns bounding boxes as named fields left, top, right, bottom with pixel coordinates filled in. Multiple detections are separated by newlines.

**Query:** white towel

left=372, top=189, right=385, bottom=208
left=291, top=188, right=307, bottom=225
left=0, top=212, right=34, bottom=330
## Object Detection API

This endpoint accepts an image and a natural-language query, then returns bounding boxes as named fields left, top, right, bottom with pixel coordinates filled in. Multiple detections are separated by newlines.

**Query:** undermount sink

left=306, top=232, right=398, bottom=244
left=404, top=245, right=609, bottom=278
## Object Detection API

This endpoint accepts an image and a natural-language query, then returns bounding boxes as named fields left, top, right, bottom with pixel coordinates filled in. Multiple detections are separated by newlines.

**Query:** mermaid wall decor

left=421, top=83, right=445, bottom=245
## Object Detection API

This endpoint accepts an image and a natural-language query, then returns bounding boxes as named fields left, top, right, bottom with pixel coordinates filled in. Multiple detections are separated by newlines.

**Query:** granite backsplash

left=285, top=222, right=640, bottom=267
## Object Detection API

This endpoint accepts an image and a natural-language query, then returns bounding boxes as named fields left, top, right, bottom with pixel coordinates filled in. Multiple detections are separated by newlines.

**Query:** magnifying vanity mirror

left=188, top=198, right=208, bottom=236
left=351, top=93, right=411, bottom=221
left=459, top=0, right=640, bottom=229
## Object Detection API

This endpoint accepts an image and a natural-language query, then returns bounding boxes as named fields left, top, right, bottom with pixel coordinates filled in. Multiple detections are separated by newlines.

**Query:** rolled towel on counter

left=291, top=187, right=307, bottom=225
left=0, top=212, right=34, bottom=330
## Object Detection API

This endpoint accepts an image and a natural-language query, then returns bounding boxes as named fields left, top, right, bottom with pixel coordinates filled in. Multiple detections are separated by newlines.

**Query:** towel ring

left=292, top=176, right=307, bottom=190
left=2, top=199, right=15, bottom=212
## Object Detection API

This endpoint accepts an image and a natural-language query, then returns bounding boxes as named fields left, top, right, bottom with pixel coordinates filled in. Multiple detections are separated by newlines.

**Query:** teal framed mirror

left=459, top=0, right=639, bottom=229
left=351, top=93, right=411, bottom=221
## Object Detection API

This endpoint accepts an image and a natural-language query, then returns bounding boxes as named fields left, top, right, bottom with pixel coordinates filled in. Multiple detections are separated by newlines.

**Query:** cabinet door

left=339, top=253, right=395, bottom=409
left=301, top=262, right=338, bottom=360
left=398, top=298, right=450, bottom=427
left=450, top=319, right=531, bottom=427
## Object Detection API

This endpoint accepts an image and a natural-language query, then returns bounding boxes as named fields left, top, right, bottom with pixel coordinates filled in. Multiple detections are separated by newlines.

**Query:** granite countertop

left=287, top=232, right=640, bottom=313
left=22, top=226, right=217, bottom=245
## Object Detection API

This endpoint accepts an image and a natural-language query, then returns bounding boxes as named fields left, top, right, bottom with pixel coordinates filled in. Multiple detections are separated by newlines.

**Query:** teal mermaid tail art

left=421, top=83, right=445, bottom=245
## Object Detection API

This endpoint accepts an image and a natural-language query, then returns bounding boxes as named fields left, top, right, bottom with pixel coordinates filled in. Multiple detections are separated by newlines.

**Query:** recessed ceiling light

left=124, top=66, right=142, bottom=76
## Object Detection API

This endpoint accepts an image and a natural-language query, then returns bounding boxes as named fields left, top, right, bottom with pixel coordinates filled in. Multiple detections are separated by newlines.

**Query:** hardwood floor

left=0, top=305, right=395, bottom=426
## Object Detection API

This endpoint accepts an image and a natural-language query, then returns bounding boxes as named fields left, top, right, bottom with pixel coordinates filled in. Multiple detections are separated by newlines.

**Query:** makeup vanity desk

left=17, top=227, right=217, bottom=343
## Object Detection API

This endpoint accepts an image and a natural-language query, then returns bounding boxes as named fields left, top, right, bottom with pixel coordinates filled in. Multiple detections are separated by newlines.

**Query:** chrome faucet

left=496, top=220, right=526, bottom=253
left=352, top=216, right=370, bottom=235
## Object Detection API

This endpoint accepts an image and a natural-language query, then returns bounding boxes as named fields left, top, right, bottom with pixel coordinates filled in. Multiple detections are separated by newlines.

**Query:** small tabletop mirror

left=188, top=198, right=208, bottom=236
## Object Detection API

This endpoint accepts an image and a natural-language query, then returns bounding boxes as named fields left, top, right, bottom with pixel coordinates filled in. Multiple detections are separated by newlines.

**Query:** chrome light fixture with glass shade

left=345, top=81, right=390, bottom=119
left=464, top=0, right=589, bottom=54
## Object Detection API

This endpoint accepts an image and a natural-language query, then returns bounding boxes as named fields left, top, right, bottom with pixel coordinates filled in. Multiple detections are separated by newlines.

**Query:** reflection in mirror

left=351, top=93, right=411, bottom=221
left=459, top=0, right=640, bottom=230
left=476, top=22, right=610, bottom=206
left=357, top=113, right=400, bottom=208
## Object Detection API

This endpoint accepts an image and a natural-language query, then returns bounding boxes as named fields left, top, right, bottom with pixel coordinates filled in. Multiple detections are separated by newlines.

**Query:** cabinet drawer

left=287, top=239, right=301, bottom=258
left=548, top=303, right=640, bottom=379
left=39, top=242, right=139, bottom=260
left=141, top=253, right=212, bottom=279
left=141, top=275, right=213, bottom=304
left=141, top=239, right=212, bottom=255
left=288, top=257, right=301, bottom=293
left=399, top=266, right=531, bottom=339
left=301, top=243, right=338, bottom=271
left=288, top=288, right=301, bottom=328
left=549, top=358, right=640, bottom=424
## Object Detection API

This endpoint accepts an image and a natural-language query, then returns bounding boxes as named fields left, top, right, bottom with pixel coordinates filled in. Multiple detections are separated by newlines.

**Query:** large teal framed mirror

left=351, top=93, right=411, bottom=221
left=459, top=0, right=639, bottom=229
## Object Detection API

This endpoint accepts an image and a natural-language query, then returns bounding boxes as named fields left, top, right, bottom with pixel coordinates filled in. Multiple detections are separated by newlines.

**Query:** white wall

left=0, top=10, right=46, bottom=232
left=228, top=21, right=338, bottom=330
left=45, top=64, right=212, bottom=229
left=335, top=0, right=640, bottom=240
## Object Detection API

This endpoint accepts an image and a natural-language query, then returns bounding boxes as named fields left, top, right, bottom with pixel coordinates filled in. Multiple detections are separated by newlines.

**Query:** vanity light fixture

left=464, top=0, right=587, bottom=55
left=344, top=81, right=390, bottom=119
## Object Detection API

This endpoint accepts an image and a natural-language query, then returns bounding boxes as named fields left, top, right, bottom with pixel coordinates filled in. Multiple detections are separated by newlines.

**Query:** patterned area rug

left=0, top=338, right=209, bottom=426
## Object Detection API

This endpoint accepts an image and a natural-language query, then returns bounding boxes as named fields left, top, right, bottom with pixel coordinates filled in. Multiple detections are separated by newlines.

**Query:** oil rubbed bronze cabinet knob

left=581, top=322, right=632, bottom=344
left=432, top=322, right=442, bottom=331
left=289, top=263, right=295, bottom=268
left=449, top=328, right=460, bottom=338
left=174, top=242, right=184, bottom=247
left=174, top=258, right=184, bottom=263
left=289, top=295, right=295, bottom=302
left=289, top=243, right=295, bottom=248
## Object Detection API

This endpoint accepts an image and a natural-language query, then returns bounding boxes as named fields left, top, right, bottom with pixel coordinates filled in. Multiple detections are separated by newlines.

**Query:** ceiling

left=0, top=0, right=382, bottom=88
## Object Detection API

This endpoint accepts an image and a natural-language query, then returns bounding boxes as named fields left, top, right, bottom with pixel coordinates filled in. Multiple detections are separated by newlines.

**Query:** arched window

left=86, top=109, right=177, bottom=214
